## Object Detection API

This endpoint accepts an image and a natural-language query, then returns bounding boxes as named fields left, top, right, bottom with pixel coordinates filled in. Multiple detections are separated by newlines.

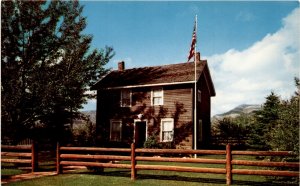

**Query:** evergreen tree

left=249, top=92, right=281, bottom=150
left=268, top=79, right=299, bottom=153
left=1, top=0, right=114, bottom=143
left=212, top=116, right=250, bottom=147
left=249, top=83, right=299, bottom=153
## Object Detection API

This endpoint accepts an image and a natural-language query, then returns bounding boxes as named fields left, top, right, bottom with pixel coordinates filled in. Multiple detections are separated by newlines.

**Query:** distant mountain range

left=213, top=104, right=261, bottom=120
left=81, top=110, right=96, bottom=124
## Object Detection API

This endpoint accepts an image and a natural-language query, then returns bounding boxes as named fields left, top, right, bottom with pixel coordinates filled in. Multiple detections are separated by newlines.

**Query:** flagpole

left=194, top=15, right=198, bottom=158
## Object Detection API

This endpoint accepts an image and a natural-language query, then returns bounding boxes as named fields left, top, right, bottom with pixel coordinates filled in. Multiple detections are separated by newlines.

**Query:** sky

left=80, top=1, right=300, bottom=116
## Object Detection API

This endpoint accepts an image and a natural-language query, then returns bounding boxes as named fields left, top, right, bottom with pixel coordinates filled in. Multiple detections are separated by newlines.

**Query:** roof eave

left=96, top=80, right=196, bottom=90
left=90, top=70, right=114, bottom=90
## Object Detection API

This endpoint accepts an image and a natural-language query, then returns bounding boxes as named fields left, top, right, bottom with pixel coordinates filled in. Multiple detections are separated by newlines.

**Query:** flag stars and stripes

left=187, top=22, right=197, bottom=62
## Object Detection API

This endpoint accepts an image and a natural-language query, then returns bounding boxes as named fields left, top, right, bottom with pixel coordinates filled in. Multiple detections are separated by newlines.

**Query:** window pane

left=152, top=88, right=163, bottom=105
left=162, top=131, right=173, bottom=141
left=111, top=122, right=121, bottom=141
left=163, top=121, right=173, bottom=131
left=112, top=122, right=120, bottom=132
left=122, top=99, right=130, bottom=107
left=122, top=90, right=130, bottom=99
left=121, top=90, right=131, bottom=107
left=162, top=120, right=174, bottom=142
left=153, top=89, right=162, bottom=97
left=153, top=97, right=162, bottom=105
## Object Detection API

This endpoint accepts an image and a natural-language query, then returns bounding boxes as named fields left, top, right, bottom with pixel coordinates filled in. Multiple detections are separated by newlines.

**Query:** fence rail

left=56, top=143, right=299, bottom=185
left=1, top=143, right=38, bottom=172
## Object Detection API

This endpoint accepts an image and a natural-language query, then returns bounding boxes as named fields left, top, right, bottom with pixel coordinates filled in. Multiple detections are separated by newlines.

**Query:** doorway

left=134, top=121, right=147, bottom=148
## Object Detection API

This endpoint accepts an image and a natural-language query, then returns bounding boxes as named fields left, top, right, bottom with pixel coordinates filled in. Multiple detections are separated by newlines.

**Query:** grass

left=2, top=155, right=298, bottom=186
left=1, top=168, right=258, bottom=186
left=1, top=169, right=26, bottom=177
left=1, top=162, right=29, bottom=178
left=4, top=168, right=298, bottom=186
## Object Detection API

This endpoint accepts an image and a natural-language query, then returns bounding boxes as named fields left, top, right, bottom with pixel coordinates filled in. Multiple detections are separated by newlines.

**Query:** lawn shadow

left=137, top=173, right=226, bottom=185
left=231, top=180, right=298, bottom=186
left=77, top=169, right=298, bottom=186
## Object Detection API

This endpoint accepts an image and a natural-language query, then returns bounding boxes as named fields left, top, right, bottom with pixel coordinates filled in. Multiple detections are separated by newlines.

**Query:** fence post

left=131, top=143, right=136, bottom=180
left=31, top=141, right=38, bottom=172
left=226, top=144, right=232, bottom=185
left=57, top=142, right=62, bottom=174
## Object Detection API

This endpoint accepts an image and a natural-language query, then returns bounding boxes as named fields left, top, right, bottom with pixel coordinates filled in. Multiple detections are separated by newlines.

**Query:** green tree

left=248, top=92, right=281, bottom=150
left=1, top=0, right=114, bottom=143
left=249, top=80, right=299, bottom=153
left=267, top=79, right=299, bottom=153
left=212, top=116, right=250, bottom=147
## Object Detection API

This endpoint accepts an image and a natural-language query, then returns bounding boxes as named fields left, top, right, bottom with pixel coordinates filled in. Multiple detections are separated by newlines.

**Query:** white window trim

left=110, top=119, right=122, bottom=141
left=160, top=118, right=174, bottom=142
left=120, top=89, right=132, bottom=107
left=151, top=88, right=164, bottom=106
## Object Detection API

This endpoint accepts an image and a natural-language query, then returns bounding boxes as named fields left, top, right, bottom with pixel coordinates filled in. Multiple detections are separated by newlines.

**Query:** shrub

left=144, top=135, right=161, bottom=149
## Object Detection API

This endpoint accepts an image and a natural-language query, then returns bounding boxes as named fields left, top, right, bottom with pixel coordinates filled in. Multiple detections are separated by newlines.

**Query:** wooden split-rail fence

left=56, top=143, right=299, bottom=185
left=1, top=142, right=38, bottom=172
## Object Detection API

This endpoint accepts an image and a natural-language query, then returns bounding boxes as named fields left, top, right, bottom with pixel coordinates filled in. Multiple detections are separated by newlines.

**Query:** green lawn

left=0, top=168, right=257, bottom=186
left=1, top=162, right=29, bottom=179
left=4, top=168, right=298, bottom=186
left=1, top=168, right=26, bottom=177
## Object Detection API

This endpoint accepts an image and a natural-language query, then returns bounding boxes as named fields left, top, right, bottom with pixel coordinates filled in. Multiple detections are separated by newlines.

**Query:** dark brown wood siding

left=154, top=85, right=193, bottom=149
left=197, top=66, right=212, bottom=148
left=96, top=84, right=195, bottom=148
left=96, top=65, right=213, bottom=149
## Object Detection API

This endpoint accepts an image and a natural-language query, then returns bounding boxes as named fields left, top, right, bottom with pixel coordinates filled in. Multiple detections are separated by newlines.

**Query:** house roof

left=91, top=61, right=215, bottom=96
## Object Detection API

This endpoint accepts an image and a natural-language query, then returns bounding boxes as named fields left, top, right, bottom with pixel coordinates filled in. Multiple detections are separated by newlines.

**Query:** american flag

left=187, top=22, right=197, bottom=62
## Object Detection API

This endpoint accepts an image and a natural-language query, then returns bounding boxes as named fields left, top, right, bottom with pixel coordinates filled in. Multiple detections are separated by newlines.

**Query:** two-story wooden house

left=91, top=53, right=215, bottom=149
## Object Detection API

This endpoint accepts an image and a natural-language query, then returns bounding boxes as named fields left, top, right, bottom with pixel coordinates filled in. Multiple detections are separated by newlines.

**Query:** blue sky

left=81, top=1, right=300, bottom=115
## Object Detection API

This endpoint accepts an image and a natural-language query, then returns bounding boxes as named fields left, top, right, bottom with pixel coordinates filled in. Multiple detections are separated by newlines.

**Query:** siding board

left=96, top=77, right=212, bottom=149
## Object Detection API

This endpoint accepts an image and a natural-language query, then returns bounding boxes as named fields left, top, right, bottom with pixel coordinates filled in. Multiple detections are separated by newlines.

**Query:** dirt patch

left=1, top=171, right=57, bottom=184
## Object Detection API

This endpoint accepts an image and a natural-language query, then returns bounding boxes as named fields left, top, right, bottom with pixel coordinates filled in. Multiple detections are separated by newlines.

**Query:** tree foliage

left=212, top=79, right=299, bottom=153
left=211, top=115, right=251, bottom=147
left=248, top=92, right=281, bottom=150
left=1, top=0, right=114, bottom=143
left=267, top=79, right=299, bottom=153
left=249, top=81, right=299, bottom=153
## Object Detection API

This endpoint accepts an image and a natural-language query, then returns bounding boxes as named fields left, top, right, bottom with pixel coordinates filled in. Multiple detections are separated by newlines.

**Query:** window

left=121, top=89, right=131, bottom=107
left=152, top=88, right=163, bottom=105
left=110, top=120, right=122, bottom=141
left=160, top=118, right=174, bottom=142
left=198, top=90, right=201, bottom=102
left=198, top=120, right=203, bottom=142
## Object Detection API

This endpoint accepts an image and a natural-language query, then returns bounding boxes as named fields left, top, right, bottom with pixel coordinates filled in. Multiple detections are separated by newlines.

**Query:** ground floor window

left=110, top=120, right=122, bottom=141
left=160, top=118, right=174, bottom=142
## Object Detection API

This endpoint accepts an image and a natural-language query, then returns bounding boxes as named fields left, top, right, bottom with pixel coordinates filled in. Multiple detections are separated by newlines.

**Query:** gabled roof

left=91, top=61, right=215, bottom=96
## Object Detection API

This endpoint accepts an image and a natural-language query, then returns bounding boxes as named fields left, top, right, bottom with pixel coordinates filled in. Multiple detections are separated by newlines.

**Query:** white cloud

left=208, top=8, right=300, bottom=116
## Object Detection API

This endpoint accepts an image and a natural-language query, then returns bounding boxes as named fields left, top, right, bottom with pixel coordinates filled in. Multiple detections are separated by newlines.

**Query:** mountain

left=81, top=110, right=96, bottom=124
left=213, top=104, right=261, bottom=120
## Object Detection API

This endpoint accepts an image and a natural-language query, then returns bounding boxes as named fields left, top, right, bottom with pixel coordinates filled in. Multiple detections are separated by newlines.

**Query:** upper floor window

left=160, top=118, right=174, bottom=142
left=121, top=89, right=131, bottom=107
left=152, top=88, right=163, bottom=106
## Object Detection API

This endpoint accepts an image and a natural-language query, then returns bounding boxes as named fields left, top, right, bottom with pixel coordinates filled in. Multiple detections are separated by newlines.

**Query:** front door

left=134, top=121, right=146, bottom=148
